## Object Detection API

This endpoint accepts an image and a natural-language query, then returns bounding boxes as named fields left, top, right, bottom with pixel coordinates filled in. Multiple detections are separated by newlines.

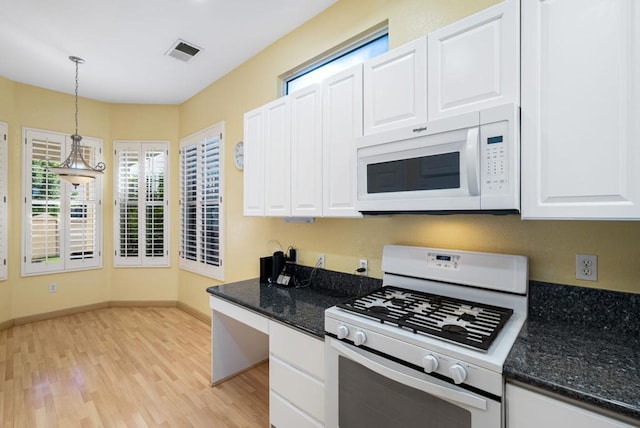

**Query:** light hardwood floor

left=0, top=307, right=269, bottom=427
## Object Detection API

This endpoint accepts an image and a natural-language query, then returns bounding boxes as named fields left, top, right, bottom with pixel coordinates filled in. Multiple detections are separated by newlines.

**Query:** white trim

left=0, top=122, right=7, bottom=280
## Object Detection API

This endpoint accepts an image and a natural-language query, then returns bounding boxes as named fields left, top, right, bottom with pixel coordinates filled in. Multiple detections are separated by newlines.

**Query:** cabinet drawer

left=270, top=356, right=324, bottom=422
left=269, top=321, right=324, bottom=379
left=270, top=391, right=323, bottom=428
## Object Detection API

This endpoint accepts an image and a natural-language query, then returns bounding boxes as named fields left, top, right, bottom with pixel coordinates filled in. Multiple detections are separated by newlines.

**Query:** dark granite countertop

left=504, top=281, right=640, bottom=423
left=206, top=264, right=381, bottom=338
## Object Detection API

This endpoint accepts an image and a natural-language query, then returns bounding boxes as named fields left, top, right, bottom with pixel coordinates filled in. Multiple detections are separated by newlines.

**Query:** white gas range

left=324, top=245, right=528, bottom=428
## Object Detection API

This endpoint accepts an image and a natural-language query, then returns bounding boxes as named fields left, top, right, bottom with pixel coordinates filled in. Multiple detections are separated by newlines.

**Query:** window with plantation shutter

left=0, top=122, right=7, bottom=280
left=114, top=141, right=169, bottom=267
left=22, top=128, right=103, bottom=276
left=179, top=123, right=224, bottom=280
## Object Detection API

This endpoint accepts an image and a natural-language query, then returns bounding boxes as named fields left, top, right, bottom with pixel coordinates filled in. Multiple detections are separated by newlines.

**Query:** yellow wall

left=109, top=104, right=181, bottom=303
left=178, top=0, right=640, bottom=316
left=2, top=0, right=640, bottom=324
left=0, top=83, right=182, bottom=322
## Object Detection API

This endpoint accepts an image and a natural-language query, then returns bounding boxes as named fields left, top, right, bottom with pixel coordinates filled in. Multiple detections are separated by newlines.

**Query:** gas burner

left=442, top=324, right=468, bottom=336
left=459, top=313, right=477, bottom=322
left=337, top=286, right=513, bottom=351
left=387, top=297, right=409, bottom=307
left=369, top=306, right=390, bottom=315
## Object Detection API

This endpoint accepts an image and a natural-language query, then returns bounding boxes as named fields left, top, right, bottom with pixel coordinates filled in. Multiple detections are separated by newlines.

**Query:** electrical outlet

left=576, top=254, right=598, bottom=281
left=49, top=283, right=57, bottom=293
left=317, top=254, right=325, bottom=269
left=358, top=259, right=368, bottom=276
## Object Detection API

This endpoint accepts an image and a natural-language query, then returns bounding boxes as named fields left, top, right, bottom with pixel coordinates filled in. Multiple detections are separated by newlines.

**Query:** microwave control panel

left=481, top=119, right=509, bottom=195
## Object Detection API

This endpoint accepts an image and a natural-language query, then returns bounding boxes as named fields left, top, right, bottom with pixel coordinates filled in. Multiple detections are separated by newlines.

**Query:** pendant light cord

left=74, top=58, right=79, bottom=136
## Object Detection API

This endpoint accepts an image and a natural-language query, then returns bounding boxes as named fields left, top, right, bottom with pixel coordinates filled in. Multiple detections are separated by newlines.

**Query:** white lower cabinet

left=506, top=384, right=635, bottom=428
left=269, top=321, right=325, bottom=427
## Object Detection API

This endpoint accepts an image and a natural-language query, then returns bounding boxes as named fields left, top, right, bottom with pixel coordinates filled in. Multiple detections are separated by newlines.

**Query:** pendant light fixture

left=49, top=56, right=105, bottom=187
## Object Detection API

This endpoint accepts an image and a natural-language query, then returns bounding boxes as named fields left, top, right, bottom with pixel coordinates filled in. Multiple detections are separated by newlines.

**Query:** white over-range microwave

left=355, top=103, right=519, bottom=214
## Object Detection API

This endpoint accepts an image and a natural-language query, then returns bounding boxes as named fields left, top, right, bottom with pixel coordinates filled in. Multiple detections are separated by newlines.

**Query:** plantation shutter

left=0, top=122, right=7, bottom=280
left=66, top=141, right=101, bottom=270
left=23, top=128, right=103, bottom=276
left=114, top=141, right=169, bottom=267
left=144, top=147, right=167, bottom=261
left=179, top=122, right=224, bottom=280
left=201, top=137, right=221, bottom=267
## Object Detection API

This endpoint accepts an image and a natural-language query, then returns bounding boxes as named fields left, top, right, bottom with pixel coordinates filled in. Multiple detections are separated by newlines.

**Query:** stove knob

left=422, top=354, right=439, bottom=373
left=353, top=331, right=367, bottom=346
left=449, top=364, right=467, bottom=385
left=336, top=325, right=349, bottom=339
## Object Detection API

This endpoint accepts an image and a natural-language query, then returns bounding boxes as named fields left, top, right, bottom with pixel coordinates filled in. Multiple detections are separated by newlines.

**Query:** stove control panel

left=427, top=252, right=461, bottom=270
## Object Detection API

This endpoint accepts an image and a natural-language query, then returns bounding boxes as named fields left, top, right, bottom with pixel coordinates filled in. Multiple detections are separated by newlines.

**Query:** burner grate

left=337, top=286, right=513, bottom=351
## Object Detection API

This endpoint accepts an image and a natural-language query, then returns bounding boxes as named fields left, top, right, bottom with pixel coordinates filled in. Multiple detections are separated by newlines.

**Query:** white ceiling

left=0, top=0, right=337, bottom=104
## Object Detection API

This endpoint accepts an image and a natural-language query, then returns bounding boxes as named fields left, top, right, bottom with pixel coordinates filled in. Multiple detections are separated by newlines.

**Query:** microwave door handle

left=330, top=340, right=487, bottom=411
left=465, top=127, right=480, bottom=196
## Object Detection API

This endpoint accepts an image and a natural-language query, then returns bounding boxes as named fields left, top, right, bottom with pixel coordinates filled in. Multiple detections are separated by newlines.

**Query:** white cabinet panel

left=264, top=97, right=291, bottom=216
left=521, top=0, right=640, bottom=219
left=428, top=0, right=519, bottom=120
left=269, top=321, right=325, bottom=426
left=270, top=391, right=323, bottom=428
left=243, top=107, right=265, bottom=216
left=269, top=320, right=324, bottom=380
left=322, top=65, right=363, bottom=218
left=363, top=36, right=428, bottom=135
left=270, top=357, right=324, bottom=422
left=506, top=384, right=634, bottom=427
left=290, top=85, right=323, bottom=217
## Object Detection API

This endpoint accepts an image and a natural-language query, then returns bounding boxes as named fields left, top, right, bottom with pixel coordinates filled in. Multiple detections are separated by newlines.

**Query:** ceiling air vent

left=165, top=39, right=202, bottom=62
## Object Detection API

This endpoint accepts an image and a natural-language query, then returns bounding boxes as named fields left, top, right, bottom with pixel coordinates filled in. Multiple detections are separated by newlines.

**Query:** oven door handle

left=331, top=340, right=487, bottom=411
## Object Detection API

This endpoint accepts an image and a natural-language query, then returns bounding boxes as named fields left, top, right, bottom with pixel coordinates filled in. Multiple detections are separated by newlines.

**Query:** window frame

left=282, top=24, right=389, bottom=95
left=22, top=127, right=104, bottom=276
left=113, top=140, right=170, bottom=267
left=179, top=122, right=224, bottom=280
left=0, top=122, right=7, bottom=280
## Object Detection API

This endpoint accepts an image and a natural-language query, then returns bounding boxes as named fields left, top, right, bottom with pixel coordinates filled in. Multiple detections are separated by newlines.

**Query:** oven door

left=325, top=337, right=502, bottom=428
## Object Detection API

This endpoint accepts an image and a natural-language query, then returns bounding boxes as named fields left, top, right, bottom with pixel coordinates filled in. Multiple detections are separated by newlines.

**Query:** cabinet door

left=290, top=85, right=323, bottom=217
left=506, top=384, right=634, bottom=427
left=363, top=36, right=427, bottom=135
left=264, top=97, right=291, bottom=216
left=243, top=107, right=265, bottom=216
left=428, top=0, right=519, bottom=120
left=322, top=65, right=363, bottom=218
left=521, top=0, right=640, bottom=219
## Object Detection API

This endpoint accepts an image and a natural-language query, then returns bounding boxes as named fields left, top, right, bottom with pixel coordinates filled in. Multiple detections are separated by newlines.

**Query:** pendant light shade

left=50, top=56, right=105, bottom=187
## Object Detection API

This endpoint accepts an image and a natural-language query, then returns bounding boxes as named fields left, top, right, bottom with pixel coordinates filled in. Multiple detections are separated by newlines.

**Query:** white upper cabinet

left=243, top=107, right=265, bottom=216
left=290, top=84, right=323, bottom=217
left=363, top=36, right=428, bottom=135
left=264, top=97, right=291, bottom=216
left=428, top=0, right=519, bottom=120
left=322, top=65, right=363, bottom=218
left=521, top=0, right=640, bottom=219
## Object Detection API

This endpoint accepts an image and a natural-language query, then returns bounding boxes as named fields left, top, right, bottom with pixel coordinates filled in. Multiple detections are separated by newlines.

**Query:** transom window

left=284, top=28, right=388, bottom=94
